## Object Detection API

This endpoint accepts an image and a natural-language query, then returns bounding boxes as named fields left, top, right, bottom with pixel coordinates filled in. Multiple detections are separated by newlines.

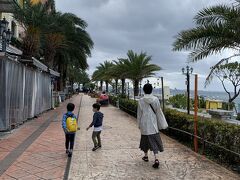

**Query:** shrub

left=222, top=102, right=235, bottom=110
left=236, top=113, right=240, bottom=121
left=118, top=94, right=127, bottom=99
left=89, top=92, right=99, bottom=98
left=55, top=101, right=59, bottom=107
left=169, top=94, right=188, bottom=109
left=164, top=109, right=240, bottom=166
left=119, top=98, right=138, bottom=118
left=109, top=95, right=118, bottom=106
left=109, top=96, right=240, bottom=169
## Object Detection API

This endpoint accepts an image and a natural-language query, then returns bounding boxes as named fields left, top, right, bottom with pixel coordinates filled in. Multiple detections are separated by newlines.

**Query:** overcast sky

left=55, top=0, right=234, bottom=92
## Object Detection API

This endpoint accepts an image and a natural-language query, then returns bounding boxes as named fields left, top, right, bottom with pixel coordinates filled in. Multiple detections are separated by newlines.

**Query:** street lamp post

left=182, top=66, right=193, bottom=114
left=127, top=82, right=130, bottom=100
left=0, top=17, right=12, bottom=52
left=157, top=78, right=160, bottom=95
left=139, top=81, right=142, bottom=96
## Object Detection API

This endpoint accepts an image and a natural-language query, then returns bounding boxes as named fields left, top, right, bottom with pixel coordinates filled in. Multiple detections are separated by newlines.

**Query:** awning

left=49, top=68, right=60, bottom=77
left=0, top=39, right=23, bottom=55
left=0, top=40, right=60, bottom=77
left=20, top=57, right=60, bottom=77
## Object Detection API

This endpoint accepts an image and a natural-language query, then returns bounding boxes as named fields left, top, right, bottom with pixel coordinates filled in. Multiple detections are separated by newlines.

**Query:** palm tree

left=13, top=1, right=94, bottom=90
left=67, top=66, right=90, bottom=92
left=92, top=61, right=113, bottom=93
left=92, top=69, right=104, bottom=91
left=106, top=63, right=118, bottom=94
left=14, top=0, right=64, bottom=65
left=112, top=59, right=129, bottom=95
left=106, top=59, right=130, bottom=95
left=53, top=12, right=93, bottom=89
left=13, top=0, right=48, bottom=59
left=123, top=50, right=161, bottom=96
left=44, top=0, right=55, bottom=12
left=172, top=0, right=240, bottom=83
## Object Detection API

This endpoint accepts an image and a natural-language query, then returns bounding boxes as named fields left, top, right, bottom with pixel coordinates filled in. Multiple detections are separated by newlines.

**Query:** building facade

left=0, top=0, right=50, bottom=39
left=206, top=99, right=223, bottom=111
left=0, top=0, right=25, bottom=39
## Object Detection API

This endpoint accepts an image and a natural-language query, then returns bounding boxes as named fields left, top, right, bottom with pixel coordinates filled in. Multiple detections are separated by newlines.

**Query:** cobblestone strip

left=0, top=95, right=82, bottom=179
left=64, top=95, right=83, bottom=180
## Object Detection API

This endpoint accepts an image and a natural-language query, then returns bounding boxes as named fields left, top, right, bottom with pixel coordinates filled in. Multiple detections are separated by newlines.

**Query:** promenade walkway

left=69, top=95, right=240, bottom=180
left=0, top=94, right=239, bottom=180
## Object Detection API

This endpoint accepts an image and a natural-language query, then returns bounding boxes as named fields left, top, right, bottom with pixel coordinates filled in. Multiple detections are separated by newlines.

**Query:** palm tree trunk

left=115, top=79, right=118, bottom=95
left=63, top=66, right=67, bottom=90
left=58, top=63, right=66, bottom=91
left=22, top=27, right=40, bottom=59
left=44, top=49, right=56, bottom=68
left=121, top=79, right=125, bottom=95
left=100, top=81, right=103, bottom=91
left=70, top=80, right=74, bottom=93
left=134, top=80, right=139, bottom=96
left=105, top=81, right=109, bottom=93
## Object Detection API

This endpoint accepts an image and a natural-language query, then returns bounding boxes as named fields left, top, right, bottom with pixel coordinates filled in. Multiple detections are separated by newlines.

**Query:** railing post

left=161, top=77, right=165, bottom=113
left=202, top=128, right=205, bottom=155
left=194, top=74, right=198, bottom=153
left=116, top=98, right=119, bottom=109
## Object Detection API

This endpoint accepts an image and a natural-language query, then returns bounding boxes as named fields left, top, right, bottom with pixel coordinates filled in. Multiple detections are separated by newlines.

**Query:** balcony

left=0, top=0, right=19, bottom=13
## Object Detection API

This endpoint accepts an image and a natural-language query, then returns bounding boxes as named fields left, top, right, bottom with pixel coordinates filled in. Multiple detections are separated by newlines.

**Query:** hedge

left=108, top=95, right=118, bottom=106
left=109, top=96, right=240, bottom=170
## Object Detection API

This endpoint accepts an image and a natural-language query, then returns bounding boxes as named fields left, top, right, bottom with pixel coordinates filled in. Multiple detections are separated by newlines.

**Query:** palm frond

left=194, top=5, right=239, bottom=26
left=173, top=2, right=240, bottom=64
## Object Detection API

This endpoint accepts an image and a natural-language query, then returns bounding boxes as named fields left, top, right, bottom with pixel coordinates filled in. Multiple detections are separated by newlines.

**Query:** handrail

left=167, top=127, right=240, bottom=157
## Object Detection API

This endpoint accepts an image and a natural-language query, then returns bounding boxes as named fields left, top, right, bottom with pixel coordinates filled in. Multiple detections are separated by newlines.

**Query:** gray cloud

left=56, top=0, right=231, bottom=91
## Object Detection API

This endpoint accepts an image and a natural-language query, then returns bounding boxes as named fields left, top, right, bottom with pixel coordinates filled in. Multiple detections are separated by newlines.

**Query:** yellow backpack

left=66, top=115, right=77, bottom=133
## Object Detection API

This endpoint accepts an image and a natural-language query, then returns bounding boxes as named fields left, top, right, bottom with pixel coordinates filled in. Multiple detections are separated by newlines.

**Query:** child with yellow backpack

left=62, top=103, right=79, bottom=157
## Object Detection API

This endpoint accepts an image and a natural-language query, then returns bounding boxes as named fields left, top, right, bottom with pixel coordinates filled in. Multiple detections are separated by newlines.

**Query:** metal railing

left=167, top=126, right=240, bottom=157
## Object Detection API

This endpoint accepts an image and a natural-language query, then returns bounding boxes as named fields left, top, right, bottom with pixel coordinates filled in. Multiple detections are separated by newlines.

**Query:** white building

left=0, top=0, right=25, bottom=39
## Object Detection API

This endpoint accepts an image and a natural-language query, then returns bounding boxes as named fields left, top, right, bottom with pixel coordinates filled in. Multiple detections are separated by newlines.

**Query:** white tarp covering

left=0, top=57, right=51, bottom=131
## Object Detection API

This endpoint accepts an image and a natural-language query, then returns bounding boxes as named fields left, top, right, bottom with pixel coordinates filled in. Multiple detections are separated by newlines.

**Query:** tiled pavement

left=0, top=94, right=240, bottom=180
left=69, top=95, right=240, bottom=180
left=0, top=95, right=82, bottom=179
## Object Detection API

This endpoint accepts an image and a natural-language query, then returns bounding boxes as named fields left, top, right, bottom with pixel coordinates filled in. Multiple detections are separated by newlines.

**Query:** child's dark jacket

left=89, top=112, right=104, bottom=128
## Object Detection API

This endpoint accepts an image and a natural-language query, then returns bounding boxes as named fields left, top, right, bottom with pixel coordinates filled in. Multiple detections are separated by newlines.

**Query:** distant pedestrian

left=97, top=91, right=109, bottom=105
left=137, top=83, right=168, bottom=168
left=62, top=103, right=79, bottom=157
left=86, top=103, right=104, bottom=151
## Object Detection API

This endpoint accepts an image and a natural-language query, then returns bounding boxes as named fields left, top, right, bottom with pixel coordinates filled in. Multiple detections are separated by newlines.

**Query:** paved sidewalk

left=69, top=95, right=240, bottom=180
left=0, top=95, right=82, bottom=179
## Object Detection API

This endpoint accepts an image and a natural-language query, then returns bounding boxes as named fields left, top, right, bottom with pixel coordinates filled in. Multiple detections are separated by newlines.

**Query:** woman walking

left=137, top=83, right=168, bottom=168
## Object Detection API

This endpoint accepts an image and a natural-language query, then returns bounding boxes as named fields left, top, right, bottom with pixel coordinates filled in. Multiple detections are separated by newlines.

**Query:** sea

left=172, top=89, right=240, bottom=103
left=152, top=88, right=240, bottom=105
left=119, top=87, right=240, bottom=105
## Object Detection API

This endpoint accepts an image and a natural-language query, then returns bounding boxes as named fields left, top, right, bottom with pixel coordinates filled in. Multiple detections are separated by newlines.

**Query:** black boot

left=152, top=159, right=159, bottom=169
